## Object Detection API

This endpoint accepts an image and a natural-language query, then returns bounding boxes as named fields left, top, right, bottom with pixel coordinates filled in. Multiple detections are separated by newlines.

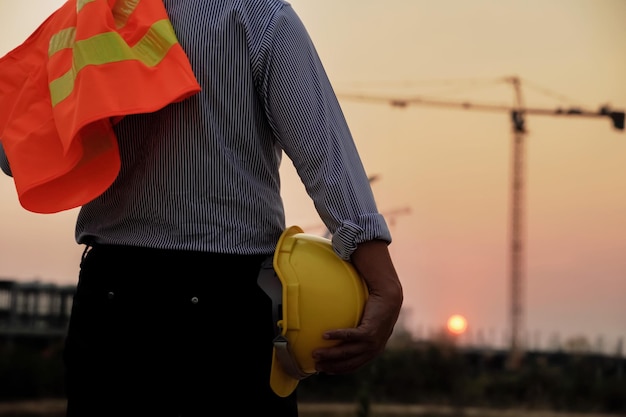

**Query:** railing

left=0, top=280, right=75, bottom=340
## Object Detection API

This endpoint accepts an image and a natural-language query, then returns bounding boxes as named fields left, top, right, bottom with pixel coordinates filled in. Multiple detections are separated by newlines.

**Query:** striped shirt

left=3, top=0, right=392, bottom=260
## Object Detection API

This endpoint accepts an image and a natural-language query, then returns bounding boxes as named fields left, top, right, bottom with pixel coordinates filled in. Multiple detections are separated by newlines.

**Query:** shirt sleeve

left=0, top=142, right=12, bottom=177
left=257, top=5, right=391, bottom=260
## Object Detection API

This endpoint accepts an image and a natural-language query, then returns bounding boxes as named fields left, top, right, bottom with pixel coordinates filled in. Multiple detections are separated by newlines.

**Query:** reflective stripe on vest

left=0, top=0, right=201, bottom=214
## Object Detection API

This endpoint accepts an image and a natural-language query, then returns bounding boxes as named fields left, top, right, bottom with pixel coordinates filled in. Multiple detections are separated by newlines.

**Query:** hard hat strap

left=257, top=256, right=282, bottom=337
left=273, top=336, right=314, bottom=380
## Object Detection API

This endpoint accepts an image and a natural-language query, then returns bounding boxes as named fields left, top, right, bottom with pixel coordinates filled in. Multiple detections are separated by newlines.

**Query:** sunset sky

left=1, top=0, right=625, bottom=352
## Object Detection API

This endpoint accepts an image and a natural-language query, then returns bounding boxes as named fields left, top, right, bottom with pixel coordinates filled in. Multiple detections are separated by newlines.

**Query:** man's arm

left=312, top=239, right=403, bottom=374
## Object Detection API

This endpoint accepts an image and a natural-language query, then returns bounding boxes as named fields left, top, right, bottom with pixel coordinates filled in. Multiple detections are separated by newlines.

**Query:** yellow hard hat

left=257, top=225, right=369, bottom=398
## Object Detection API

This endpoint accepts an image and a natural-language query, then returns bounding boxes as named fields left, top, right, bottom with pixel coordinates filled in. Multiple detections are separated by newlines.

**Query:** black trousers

left=63, top=244, right=298, bottom=416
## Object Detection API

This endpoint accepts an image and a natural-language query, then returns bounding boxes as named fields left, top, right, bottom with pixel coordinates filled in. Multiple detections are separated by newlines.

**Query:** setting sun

left=446, top=314, right=468, bottom=335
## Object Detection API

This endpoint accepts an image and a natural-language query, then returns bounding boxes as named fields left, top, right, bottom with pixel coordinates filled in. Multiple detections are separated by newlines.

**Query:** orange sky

left=1, top=0, right=625, bottom=351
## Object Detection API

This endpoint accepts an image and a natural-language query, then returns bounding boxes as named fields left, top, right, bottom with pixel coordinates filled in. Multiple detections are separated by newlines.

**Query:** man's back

left=77, top=0, right=292, bottom=253
left=76, top=0, right=387, bottom=259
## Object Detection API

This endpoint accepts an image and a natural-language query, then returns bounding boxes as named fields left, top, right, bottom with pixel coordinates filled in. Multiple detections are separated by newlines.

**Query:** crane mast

left=509, top=77, right=526, bottom=368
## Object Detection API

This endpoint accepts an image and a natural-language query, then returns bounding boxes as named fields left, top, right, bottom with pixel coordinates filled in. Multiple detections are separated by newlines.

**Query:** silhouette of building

left=0, top=279, right=75, bottom=346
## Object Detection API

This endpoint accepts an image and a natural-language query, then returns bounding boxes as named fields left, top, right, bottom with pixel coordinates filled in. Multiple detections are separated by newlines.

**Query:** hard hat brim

left=269, top=226, right=304, bottom=397
left=269, top=349, right=300, bottom=397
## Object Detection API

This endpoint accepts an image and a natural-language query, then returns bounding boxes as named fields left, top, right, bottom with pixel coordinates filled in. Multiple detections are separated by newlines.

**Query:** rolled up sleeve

left=332, top=214, right=392, bottom=260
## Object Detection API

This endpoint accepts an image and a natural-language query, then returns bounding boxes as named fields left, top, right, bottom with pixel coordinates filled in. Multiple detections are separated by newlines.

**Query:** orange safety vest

left=0, top=0, right=201, bottom=214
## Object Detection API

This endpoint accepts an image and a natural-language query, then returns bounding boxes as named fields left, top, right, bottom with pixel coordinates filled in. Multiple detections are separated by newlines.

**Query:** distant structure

left=0, top=279, right=75, bottom=345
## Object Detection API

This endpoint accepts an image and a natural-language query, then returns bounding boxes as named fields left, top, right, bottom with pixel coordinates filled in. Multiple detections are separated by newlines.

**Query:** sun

left=446, top=314, right=468, bottom=335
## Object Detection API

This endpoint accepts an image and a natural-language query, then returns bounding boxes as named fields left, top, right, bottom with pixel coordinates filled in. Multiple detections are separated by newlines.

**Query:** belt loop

left=81, top=245, right=93, bottom=262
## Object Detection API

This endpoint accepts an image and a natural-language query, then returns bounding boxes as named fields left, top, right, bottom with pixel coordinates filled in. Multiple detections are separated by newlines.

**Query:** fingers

left=322, top=327, right=362, bottom=342
left=312, top=338, right=376, bottom=374
left=311, top=287, right=403, bottom=375
left=312, top=327, right=381, bottom=374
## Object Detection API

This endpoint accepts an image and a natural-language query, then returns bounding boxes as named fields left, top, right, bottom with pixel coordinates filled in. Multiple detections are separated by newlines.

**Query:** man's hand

left=312, top=239, right=403, bottom=374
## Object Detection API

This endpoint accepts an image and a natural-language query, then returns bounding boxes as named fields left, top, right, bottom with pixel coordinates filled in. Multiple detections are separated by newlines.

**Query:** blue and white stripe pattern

left=73, top=0, right=391, bottom=260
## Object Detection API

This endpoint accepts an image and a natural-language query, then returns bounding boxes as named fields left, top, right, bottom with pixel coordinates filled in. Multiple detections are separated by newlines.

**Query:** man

left=0, top=0, right=403, bottom=415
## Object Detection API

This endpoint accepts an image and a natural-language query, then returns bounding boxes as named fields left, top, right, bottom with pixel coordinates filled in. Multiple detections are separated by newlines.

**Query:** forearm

left=350, top=239, right=403, bottom=309
left=350, top=239, right=404, bottom=350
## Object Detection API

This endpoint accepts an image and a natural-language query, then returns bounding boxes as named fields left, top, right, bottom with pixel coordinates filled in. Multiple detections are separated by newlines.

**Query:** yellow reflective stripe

left=112, top=0, right=140, bottom=29
left=76, top=0, right=96, bottom=13
left=49, top=19, right=178, bottom=106
left=75, top=0, right=140, bottom=25
left=50, top=0, right=142, bottom=56
left=48, top=27, right=76, bottom=56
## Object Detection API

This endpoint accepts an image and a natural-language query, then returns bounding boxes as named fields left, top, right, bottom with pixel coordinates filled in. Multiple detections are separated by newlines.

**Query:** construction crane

left=337, top=76, right=625, bottom=368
